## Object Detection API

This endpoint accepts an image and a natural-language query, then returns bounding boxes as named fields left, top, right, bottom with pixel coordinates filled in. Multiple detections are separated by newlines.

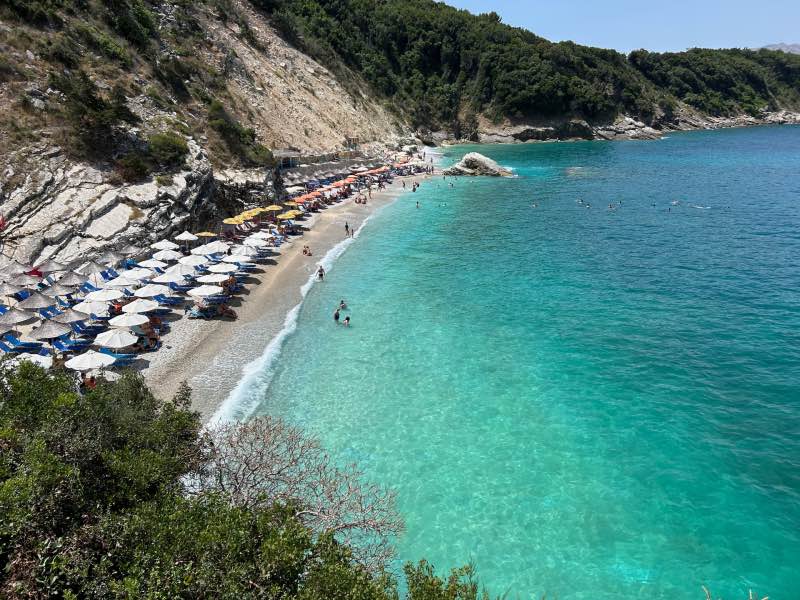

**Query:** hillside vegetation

left=260, top=0, right=800, bottom=130
left=2, top=0, right=799, bottom=162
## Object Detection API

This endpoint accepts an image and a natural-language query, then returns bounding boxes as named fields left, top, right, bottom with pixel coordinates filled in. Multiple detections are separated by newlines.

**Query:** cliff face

left=0, top=0, right=407, bottom=265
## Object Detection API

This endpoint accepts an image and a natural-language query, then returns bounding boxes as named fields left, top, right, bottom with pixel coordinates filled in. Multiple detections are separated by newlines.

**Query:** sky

left=443, top=0, right=800, bottom=53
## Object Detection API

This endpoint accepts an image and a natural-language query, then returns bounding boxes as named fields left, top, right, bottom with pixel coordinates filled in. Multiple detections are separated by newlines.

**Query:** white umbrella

left=231, top=245, right=259, bottom=257
left=248, top=231, right=273, bottom=240
left=65, top=349, right=115, bottom=371
left=137, top=259, right=167, bottom=269
left=207, top=263, right=237, bottom=274
left=109, top=313, right=149, bottom=328
left=175, top=231, right=199, bottom=242
left=222, top=254, right=255, bottom=263
left=86, top=288, right=123, bottom=302
left=152, top=249, right=183, bottom=262
left=103, top=276, right=140, bottom=289
left=179, top=255, right=208, bottom=266
left=197, top=273, right=230, bottom=284
left=119, top=268, right=154, bottom=281
left=191, top=241, right=229, bottom=255
left=121, top=299, right=159, bottom=314
left=9, top=353, right=53, bottom=369
left=94, top=329, right=137, bottom=349
left=73, top=300, right=110, bottom=316
left=243, top=238, right=269, bottom=248
left=187, top=285, right=224, bottom=298
left=151, top=240, right=180, bottom=251
left=152, top=272, right=190, bottom=284
left=133, top=284, right=171, bottom=298
left=165, top=263, right=198, bottom=276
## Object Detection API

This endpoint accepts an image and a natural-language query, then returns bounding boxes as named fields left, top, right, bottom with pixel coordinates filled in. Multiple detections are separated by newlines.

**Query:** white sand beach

left=142, top=174, right=429, bottom=419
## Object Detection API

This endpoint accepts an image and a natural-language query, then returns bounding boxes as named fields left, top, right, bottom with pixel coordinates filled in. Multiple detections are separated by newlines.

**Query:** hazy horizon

left=444, top=0, right=799, bottom=54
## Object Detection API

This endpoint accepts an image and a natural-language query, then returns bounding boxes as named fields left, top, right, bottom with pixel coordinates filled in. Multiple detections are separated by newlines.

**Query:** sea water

left=236, top=126, right=800, bottom=599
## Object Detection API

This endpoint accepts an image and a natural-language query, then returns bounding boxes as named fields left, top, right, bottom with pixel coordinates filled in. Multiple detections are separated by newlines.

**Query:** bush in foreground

left=0, top=361, right=489, bottom=599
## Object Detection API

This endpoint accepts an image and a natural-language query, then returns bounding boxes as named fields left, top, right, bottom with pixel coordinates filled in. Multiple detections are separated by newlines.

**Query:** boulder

left=443, top=152, right=513, bottom=177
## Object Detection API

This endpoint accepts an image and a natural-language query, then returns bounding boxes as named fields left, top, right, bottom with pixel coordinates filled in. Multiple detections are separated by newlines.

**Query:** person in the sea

left=343, top=315, right=350, bottom=327
left=317, top=265, right=325, bottom=281
left=339, top=299, right=347, bottom=310
left=333, top=308, right=340, bottom=324
left=416, top=201, right=419, bottom=209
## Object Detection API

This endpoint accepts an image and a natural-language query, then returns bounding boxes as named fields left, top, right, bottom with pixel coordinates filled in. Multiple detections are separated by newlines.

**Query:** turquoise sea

left=232, top=126, right=800, bottom=599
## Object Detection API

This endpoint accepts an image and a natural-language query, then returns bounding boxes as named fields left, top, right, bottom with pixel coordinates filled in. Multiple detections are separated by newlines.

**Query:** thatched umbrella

left=41, top=283, right=76, bottom=297
left=0, top=261, right=33, bottom=276
left=119, top=244, right=141, bottom=256
left=28, top=320, right=72, bottom=341
left=52, top=308, right=89, bottom=324
left=17, top=291, right=56, bottom=310
left=57, top=271, right=88, bottom=287
left=98, top=250, right=125, bottom=266
left=76, top=260, right=107, bottom=274
left=8, top=274, right=41, bottom=287
left=34, top=259, right=67, bottom=274
left=0, top=308, right=37, bottom=326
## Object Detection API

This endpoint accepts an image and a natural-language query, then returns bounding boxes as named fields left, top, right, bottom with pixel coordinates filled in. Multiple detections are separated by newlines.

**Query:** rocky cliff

left=0, top=0, right=408, bottom=266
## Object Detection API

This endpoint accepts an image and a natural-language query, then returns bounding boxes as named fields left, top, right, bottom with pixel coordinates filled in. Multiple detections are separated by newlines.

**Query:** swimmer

left=339, top=299, right=347, bottom=310
left=333, top=308, right=340, bottom=324
left=343, top=316, right=350, bottom=327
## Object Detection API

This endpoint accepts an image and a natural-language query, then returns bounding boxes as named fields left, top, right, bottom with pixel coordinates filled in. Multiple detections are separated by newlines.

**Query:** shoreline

left=142, top=173, right=431, bottom=421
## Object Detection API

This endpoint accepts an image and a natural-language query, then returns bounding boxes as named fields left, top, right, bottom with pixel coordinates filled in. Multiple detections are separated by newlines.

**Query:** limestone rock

left=443, top=152, right=513, bottom=177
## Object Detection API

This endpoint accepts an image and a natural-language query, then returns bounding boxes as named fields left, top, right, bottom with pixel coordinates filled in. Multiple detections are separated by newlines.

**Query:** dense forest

left=2, top=0, right=800, bottom=149
left=255, top=0, right=800, bottom=129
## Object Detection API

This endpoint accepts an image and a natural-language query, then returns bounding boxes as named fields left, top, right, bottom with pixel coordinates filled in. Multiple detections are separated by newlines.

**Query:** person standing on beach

left=345, top=221, right=349, bottom=237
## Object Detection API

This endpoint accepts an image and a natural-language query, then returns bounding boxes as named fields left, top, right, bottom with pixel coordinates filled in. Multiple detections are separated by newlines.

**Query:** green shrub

left=103, top=0, right=157, bottom=48
left=116, top=152, right=151, bottom=181
left=71, top=22, right=132, bottom=65
left=41, top=33, right=81, bottom=67
left=148, top=131, right=189, bottom=168
left=208, top=99, right=274, bottom=167
left=0, top=363, right=489, bottom=599
left=49, top=71, right=139, bottom=158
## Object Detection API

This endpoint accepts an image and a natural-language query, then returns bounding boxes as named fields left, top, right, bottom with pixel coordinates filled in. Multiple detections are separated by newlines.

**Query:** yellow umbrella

left=222, top=217, right=243, bottom=225
left=283, top=201, right=299, bottom=207
left=264, top=205, right=283, bottom=211
left=287, top=210, right=302, bottom=217
left=196, top=231, right=217, bottom=237
left=276, top=212, right=294, bottom=220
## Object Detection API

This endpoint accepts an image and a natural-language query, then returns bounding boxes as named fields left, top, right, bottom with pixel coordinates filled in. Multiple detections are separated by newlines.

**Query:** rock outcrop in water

left=443, top=152, right=513, bottom=177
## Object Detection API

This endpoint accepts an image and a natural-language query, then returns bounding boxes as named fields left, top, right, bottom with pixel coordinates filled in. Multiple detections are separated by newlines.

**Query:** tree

left=197, top=416, right=404, bottom=572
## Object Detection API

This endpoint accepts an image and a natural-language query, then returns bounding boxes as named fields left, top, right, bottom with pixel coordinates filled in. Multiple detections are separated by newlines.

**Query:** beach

left=141, top=174, right=425, bottom=419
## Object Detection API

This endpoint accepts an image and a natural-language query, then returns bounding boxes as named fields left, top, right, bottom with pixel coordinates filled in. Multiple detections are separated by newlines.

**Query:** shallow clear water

left=236, top=126, right=800, bottom=599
